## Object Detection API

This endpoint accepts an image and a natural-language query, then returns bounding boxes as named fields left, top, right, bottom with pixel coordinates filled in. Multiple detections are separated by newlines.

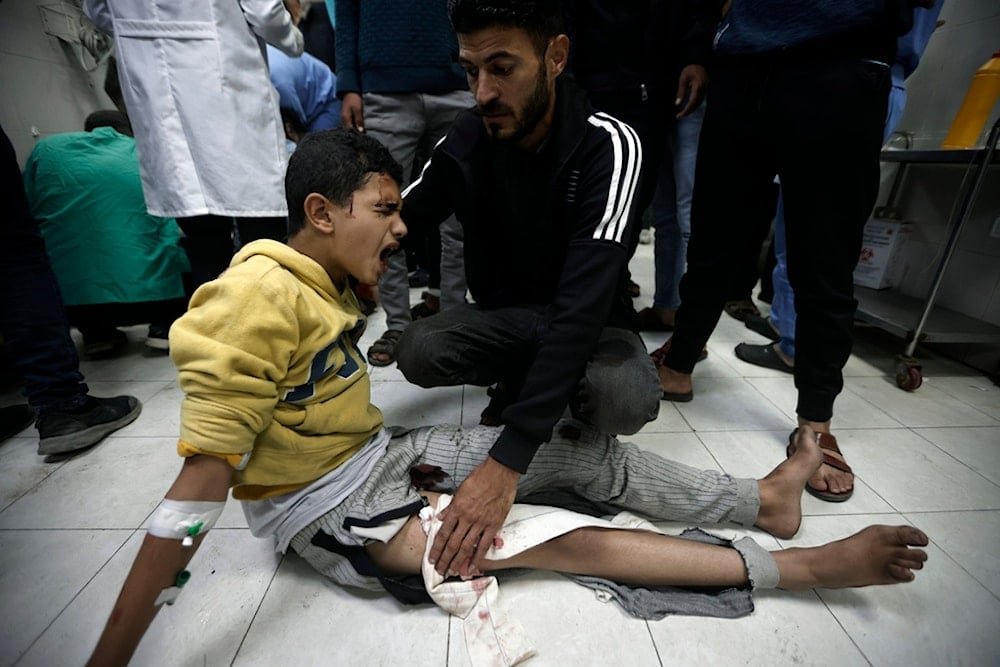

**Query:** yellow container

left=942, top=51, right=1000, bottom=149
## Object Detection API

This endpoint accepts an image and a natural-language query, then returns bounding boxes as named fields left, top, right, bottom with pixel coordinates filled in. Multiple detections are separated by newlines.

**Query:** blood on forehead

left=345, top=174, right=400, bottom=218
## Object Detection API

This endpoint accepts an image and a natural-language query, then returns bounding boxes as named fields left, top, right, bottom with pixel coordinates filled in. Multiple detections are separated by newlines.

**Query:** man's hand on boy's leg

left=429, top=457, right=520, bottom=577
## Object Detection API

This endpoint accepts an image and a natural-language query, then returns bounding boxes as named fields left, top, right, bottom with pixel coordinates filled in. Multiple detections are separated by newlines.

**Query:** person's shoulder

left=31, top=130, right=90, bottom=151
left=26, top=131, right=99, bottom=169
left=433, top=108, right=484, bottom=161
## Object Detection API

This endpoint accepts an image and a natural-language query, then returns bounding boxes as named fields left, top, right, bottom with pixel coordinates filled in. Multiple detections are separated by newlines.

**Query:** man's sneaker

left=36, top=395, right=142, bottom=456
left=145, top=324, right=170, bottom=351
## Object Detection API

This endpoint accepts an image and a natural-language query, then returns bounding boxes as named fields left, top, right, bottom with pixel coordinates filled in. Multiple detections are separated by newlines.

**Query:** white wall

left=0, top=0, right=114, bottom=166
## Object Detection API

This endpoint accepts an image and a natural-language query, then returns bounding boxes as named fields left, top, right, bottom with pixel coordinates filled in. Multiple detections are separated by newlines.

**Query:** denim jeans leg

left=665, top=102, right=704, bottom=310
left=0, top=129, right=87, bottom=413
left=769, top=195, right=797, bottom=359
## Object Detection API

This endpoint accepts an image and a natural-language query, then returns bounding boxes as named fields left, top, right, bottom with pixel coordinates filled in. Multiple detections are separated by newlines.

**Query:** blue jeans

left=0, top=129, right=87, bottom=413
left=769, top=77, right=907, bottom=361
left=652, top=102, right=705, bottom=310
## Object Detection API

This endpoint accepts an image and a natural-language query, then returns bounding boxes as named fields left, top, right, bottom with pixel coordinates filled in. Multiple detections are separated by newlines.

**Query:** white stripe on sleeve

left=586, top=113, right=643, bottom=244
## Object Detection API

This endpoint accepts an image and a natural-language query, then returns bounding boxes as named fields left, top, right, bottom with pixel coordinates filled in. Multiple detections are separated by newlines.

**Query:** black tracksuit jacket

left=401, top=75, right=642, bottom=472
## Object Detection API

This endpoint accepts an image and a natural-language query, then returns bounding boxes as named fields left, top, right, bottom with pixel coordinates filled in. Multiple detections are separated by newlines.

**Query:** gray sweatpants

left=362, top=90, right=473, bottom=331
left=291, top=421, right=762, bottom=592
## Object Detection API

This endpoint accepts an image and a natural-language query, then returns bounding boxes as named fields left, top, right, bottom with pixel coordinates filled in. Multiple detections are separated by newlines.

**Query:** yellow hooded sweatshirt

left=171, top=240, right=383, bottom=499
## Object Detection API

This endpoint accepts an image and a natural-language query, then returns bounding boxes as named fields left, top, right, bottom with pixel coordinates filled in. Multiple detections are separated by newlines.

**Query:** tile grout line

left=10, top=527, right=141, bottom=667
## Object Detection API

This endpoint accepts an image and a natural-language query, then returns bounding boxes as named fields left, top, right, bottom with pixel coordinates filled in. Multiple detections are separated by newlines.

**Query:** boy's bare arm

left=87, top=455, right=233, bottom=667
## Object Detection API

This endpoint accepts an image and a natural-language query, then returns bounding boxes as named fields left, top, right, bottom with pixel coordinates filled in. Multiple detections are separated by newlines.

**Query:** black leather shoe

left=734, top=343, right=793, bottom=374
left=744, top=314, right=781, bottom=342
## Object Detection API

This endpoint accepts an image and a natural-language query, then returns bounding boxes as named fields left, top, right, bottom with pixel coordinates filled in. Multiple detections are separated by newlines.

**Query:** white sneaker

left=638, top=228, right=653, bottom=245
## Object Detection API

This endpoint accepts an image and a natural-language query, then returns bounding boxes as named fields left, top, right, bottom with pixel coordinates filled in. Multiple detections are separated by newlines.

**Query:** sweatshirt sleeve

left=239, top=0, right=303, bottom=57
left=489, top=114, right=642, bottom=472
left=171, top=268, right=299, bottom=457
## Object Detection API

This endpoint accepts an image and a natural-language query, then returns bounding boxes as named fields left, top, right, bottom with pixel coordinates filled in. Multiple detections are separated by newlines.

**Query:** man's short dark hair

left=449, top=0, right=564, bottom=55
left=85, top=110, right=132, bottom=136
left=285, top=129, right=403, bottom=236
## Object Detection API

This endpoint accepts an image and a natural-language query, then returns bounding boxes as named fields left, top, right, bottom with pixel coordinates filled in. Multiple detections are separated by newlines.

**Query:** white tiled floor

left=2, top=243, right=1000, bottom=666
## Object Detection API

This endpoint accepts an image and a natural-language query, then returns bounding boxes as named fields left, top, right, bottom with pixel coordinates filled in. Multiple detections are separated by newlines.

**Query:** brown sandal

left=786, top=429, right=855, bottom=503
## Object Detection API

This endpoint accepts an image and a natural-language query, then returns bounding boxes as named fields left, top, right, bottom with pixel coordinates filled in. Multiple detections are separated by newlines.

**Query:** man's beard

left=481, top=69, right=550, bottom=144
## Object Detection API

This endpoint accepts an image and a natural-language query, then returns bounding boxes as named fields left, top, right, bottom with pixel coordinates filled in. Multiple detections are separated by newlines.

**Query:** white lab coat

left=83, top=0, right=303, bottom=218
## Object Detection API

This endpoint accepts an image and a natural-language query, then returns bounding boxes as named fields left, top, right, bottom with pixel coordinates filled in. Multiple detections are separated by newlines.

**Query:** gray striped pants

left=291, top=420, right=759, bottom=591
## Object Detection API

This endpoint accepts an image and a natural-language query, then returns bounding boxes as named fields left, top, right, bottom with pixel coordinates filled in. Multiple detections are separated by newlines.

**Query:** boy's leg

left=404, top=422, right=825, bottom=539
left=368, top=508, right=928, bottom=591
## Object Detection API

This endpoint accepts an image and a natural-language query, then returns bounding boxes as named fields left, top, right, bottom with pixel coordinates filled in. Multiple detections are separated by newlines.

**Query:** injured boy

left=87, top=130, right=929, bottom=666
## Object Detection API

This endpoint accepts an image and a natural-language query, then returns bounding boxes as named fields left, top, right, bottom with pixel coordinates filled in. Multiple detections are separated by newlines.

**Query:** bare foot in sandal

left=795, top=418, right=854, bottom=502
left=774, top=525, right=929, bottom=590
left=367, top=329, right=403, bottom=367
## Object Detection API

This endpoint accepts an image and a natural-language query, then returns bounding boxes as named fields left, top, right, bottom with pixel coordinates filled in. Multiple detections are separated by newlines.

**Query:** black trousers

left=177, top=215, right=286, bottom=291
left=665, top=55, right=890, bottom=422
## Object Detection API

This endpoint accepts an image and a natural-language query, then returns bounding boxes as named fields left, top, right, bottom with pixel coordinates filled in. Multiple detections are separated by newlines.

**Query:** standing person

left=84, top=128, right=929, bottom=666
left=22, top=111, right=190, bottom=355
left=335, top=0, right=473, bottom=367
left=568, top=0, right=713, bottom=305
left=637, top=98, right=709, bottom=332
left=0, top=128, right=141, bottom=458
left=732, top=2, right=946, bottom=501
left=394, top=0, right=662, bottom=575
left=82, top=0, right=304, bottom=290
left=654, top=1, right=925, bottom=502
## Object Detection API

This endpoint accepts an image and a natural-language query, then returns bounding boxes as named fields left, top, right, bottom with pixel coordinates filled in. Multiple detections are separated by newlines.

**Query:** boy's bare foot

left=775, top=525, right=929, bottom=590
left=756, top=426, right=823, bottom=538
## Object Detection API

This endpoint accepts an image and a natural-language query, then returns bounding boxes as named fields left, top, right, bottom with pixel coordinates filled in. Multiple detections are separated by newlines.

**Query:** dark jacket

left=401, top=75, right=642, bottom=472
left=566, top=0, right=718, bottom=96
left=714, top=0, right=914, bottom=63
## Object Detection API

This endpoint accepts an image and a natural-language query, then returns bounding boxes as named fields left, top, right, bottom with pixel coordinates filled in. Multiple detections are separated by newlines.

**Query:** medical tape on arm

left=148, top=499, right=225, bottom=546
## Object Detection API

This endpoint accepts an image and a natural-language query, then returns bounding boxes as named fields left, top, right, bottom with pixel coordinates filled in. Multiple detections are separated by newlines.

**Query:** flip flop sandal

left=650, top=338, right=708, bottom=367
left=786, top=428, right=855, bottom=503
left=366, top=329, right=403, bottom=367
